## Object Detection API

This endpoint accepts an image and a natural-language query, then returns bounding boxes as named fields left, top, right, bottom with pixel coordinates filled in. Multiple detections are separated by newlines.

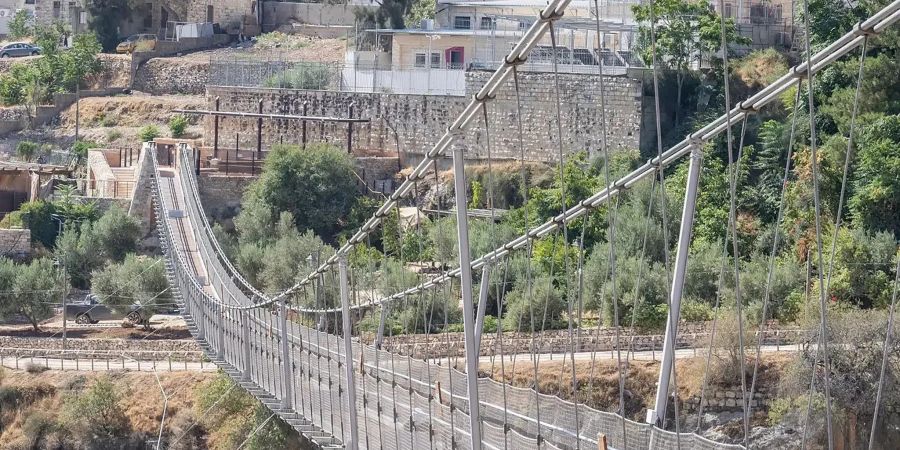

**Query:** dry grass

left=58, top=95, right=206, bottom=129
left=0, top=370, right=216, bottom=447
left=478, top=353, right=791, bottom=420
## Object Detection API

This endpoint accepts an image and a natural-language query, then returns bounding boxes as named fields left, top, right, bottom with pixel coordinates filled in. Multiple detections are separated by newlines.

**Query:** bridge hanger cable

left=746, top=82, right=804, bottom=424
left=168, top=2, right=900, bottom=313
left=799, top=0, right=837, bottom=444
left=548, top=20, right=585, bottom=450
left=869, top=253, right=900, bottom=449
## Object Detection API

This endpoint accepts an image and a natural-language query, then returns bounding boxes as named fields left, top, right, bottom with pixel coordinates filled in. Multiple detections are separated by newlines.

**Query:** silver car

left=0, top=42, right=41, bottom=58
left=66, top=294, right=146, bottom=324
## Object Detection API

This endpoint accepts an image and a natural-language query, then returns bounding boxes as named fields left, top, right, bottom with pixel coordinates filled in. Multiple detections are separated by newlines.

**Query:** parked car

left=65, top=294, right=147, bottom=325
left=0, top=42, right=42, bottom=58
left=116, top=34, right=158, bottom=54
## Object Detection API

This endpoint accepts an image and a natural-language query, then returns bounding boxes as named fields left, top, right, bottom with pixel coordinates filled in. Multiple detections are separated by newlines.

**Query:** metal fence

left=0, top=348, right=212, bottom=372
left=209, top=55, right=468, bottom=96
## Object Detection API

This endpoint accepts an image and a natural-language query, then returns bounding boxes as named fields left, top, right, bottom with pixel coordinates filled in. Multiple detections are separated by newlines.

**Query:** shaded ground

left=479, top=354, right=791, bottom=423
left=0, top=326, right=192, bottom=340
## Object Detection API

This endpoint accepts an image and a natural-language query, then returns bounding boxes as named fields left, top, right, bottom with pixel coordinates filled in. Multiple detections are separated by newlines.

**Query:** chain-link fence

left=209, top=53, right=467, bottom=96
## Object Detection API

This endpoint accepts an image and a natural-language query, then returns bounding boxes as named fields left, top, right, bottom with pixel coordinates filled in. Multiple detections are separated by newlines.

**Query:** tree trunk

left=28, top=315, right=39, bottom=332
left=675, top=72, right=684, bottom=127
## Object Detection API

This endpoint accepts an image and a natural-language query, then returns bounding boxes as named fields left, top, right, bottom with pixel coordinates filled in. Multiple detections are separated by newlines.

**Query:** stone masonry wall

left=205, top=70, right=642, bottom=162
left=0, top=336, right=201, bottom=358
left=134, top=57, right=210, bottom=95
left=196, top=173, right=254, bottom=222
left=0, top=229, right=30, bottom=258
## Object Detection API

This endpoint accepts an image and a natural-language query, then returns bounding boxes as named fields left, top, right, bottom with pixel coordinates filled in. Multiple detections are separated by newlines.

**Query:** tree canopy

left=239, top=144, right=359, bottom=239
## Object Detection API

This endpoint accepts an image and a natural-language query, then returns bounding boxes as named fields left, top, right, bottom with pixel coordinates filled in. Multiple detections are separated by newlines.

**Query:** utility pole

left=61, top=265, right=67, bottom=351
left=75, top=82, right=80, bottom=143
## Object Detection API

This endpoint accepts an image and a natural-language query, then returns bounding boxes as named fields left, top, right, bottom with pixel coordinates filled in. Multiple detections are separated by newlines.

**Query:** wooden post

left=436, top=381, right=443, bottom=404
left=302, top=103, right=308, bottom=149
left=346, top=103, right=354, bottom=154
left=598, top=433, right=608, bottom=450
left=213, top=97, right=220, bottom=158
left=257, top=99, right=264, bottom=155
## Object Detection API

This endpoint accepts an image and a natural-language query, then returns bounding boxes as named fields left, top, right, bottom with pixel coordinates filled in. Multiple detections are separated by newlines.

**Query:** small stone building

left=33, top=0, right=259, bottom=38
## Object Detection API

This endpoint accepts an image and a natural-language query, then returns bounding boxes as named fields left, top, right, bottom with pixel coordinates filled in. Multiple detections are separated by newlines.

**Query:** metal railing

left=0, top=348, right=211, bottom=372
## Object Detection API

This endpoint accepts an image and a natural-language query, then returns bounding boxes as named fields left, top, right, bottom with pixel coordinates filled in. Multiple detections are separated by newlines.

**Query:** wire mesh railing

left=149, top=0, right=900, bottom=448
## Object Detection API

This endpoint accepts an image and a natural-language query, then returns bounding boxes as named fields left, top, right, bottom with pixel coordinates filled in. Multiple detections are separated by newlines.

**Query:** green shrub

left=25, top=363, right=48, bottom=374
left=92, top=206, right=141, bottom=261
left=503, top=276, right=566, bottom=331
left=482, top=315, right=499, bottom=334
left=17, top=201, right=57, bottom=249
left=263, top=64, right=331, bottom=90
left=138, top=125, right=160, bottom=142
left=60, top=377, right=129, bottom=441
left=16, top=141, right=40, bottom=162
left=8, top=9, right=33, bottom=39
left=681, top=299, right=714, bottom=322
left=0, top=64, right=36, bottom=105
left=168, top=114, right=188, bottom=138
left=106, top=129, right=123, bottom=143
left=100, top=114, right=118, bottom=127
left=71, top=140, right=98, bottom=159
left=91, top=254, right=170, bottom=322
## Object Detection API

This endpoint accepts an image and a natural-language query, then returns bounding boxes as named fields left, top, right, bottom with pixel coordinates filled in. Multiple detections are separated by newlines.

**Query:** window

left=453, top=16, right=471, bottom=30
left=25, top=0, right=35, bottom=4
left=143, top=3, right=152, bottom=29
left=430, top=52, right=441, bottom=68
left=415, top=53, right=427, bottom=68
left=519, top=19, right=533, bottom=30
left=480, top=17, right=494, bottom=30
left=723, top=3, right=733, bottom=17
left=207, top=5, right=214, bottom=22
left=52, top=1, right=60, bottom=18
left=775, top=4, right=783, bottom=20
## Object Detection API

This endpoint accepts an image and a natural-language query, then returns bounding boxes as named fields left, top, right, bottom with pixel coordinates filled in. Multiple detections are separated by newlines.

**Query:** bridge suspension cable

left=149, top=2, right=900, bottom=449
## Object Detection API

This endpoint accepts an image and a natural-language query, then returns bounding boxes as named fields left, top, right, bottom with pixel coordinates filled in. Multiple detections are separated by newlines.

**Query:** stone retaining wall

left=133, top=57, right=210, bottom=95
left=205, top=70, right=642, bottom=162
left=0, top=336, right=201, bottom=355
left=0, top=228, right=30, bottom=259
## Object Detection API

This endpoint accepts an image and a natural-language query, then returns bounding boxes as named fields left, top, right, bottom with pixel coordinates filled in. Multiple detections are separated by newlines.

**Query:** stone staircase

left=109, top=166, right=137, bottom=199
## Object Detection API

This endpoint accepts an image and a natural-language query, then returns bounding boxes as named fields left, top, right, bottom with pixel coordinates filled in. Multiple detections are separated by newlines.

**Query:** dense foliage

left=0, top=27, right=101, bottom=106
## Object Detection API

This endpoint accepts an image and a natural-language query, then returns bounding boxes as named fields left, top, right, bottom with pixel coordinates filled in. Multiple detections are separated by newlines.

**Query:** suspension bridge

left=148, top=0, right=900, bottom=448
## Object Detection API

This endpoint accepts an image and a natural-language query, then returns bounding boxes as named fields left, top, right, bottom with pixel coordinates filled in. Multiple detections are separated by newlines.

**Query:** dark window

left=430, top=52, right=440, bottom=68
left=453, top=16, right=471, bottom=30
left=207, top=5, right=214, bottom=22
left=724, top=3, right=733, bottom=17
left=414, top=53, right=426, bottom=68
left=143, top=3, right=152, bottom=29
left=480, top=17, right=493, bottom=30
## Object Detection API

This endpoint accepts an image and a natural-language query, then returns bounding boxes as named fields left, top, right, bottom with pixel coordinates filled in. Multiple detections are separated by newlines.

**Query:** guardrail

left=0, top=348, right=211, bottom=372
